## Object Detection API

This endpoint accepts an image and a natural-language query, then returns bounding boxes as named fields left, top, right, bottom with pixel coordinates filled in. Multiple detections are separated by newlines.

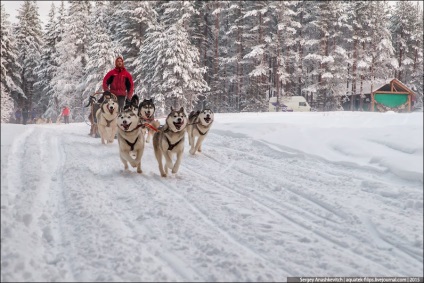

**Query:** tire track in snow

left=1, top=128, right=75, bottom=282
left=182, top=138, right=407, bottom=276
left=150, top=175, right=293, bottom=277
left=100, top=173, right=202, bottom=282
left=202, top=138, right=423, bottom=270
left=54, top=137, right=186, bottom=281
left=118, top=168, right=286, bottom=280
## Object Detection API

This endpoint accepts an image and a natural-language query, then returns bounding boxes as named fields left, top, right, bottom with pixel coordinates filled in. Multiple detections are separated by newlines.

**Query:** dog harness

left=124, top=136, right=139, bottom=151
left=104, top=117, right=115, bottom=127
left=196, top=124, right=209, bottom=136
left=165, top=135, right=183, bottom=151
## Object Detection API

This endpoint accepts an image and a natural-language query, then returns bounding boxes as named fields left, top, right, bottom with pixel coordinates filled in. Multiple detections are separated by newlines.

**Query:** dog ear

left=131, top=95, right=139, bottom=107
left=171, top=106, right=174, bottom=112
left=150, top=97, right=154, bottom=104
left=179, top=107, right=184, bottom=112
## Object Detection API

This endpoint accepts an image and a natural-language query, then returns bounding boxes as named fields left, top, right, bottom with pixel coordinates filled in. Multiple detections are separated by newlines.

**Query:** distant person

left=14, top=108, right=22, bottom=124
left=31, top=108, right=37, bottom=122
left=62, top=106, right=70, bottom=124
left=22, top=107, right=29, bottom=125
left=102, top=56, right=134, bottom=112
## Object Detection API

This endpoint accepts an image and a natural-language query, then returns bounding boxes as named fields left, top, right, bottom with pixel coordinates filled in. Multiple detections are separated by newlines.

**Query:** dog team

left=84, top=56, right=214, bottom=176
left=87, top=91, right=214, bottom=177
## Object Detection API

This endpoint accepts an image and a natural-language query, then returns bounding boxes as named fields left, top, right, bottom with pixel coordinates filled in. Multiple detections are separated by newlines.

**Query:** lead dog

left=153, top=107, right=188, bottom=177
left=117, top=107, right=144, bottom=173
left=187, top=109, right=214, bottom=155
left=138, top=98, right=160, bottom=143
left=96, top=93, right=119, bottom=144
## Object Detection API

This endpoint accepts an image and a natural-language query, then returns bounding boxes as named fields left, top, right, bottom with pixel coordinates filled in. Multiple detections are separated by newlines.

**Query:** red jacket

left=62, top=107, right=70, bottom=116
left=103, top=57, right=134, bottom=99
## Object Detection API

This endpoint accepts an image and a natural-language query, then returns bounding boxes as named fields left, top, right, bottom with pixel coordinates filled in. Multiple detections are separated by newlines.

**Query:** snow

left=1, top=111, right=423, bottom=281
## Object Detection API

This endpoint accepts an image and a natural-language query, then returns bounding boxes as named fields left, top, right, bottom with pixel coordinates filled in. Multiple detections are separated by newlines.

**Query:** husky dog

left=117, top=108, right=144, bottom=173
left=138, top=98, right=160, bottom=143
left=187, top=109, right=214, bottom=155
left=95, top=94, right=119, bottom=144
left=123, top=95, right=139, bottom=115
left=85, top=95, right=101, bottom=137
left=153, top=107, right=188, bottom=177
left=35, top=117, right=47, bottom=124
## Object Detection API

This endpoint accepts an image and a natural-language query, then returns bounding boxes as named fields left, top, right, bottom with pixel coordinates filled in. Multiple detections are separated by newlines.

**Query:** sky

left=2, top=1, right=69, bottom=29
left=2, top=1, right=423, bottom=29
left=1, top=111, right=423, bottom=281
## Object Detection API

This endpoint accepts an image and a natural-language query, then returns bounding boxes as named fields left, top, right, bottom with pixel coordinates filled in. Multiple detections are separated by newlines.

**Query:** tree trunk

left=298, top=7, right=304, bottom=97
left=398, top=30, right=404, bottom=81
left=351, top=32, right=358, bottom=111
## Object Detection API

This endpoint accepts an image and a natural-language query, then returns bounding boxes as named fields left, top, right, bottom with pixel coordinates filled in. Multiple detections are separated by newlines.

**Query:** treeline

left=1, top=1, right=423, bottom=121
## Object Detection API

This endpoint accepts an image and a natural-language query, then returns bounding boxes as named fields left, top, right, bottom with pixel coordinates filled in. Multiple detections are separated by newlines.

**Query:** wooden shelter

left=371, top=79, right=416, bottom=112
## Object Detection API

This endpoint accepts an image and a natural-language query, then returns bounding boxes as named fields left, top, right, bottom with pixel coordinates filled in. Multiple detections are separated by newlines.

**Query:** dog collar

left=142, top=116, right=154, bottom=122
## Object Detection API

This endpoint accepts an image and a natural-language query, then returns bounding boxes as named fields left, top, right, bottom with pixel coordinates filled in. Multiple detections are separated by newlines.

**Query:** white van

left=269, top=96, right=311, bottom=112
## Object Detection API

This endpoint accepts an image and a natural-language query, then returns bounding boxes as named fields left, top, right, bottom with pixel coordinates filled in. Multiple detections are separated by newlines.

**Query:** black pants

left=117, top=96, right=126, bottom=112
left=64, top=115, right=70, bottom=124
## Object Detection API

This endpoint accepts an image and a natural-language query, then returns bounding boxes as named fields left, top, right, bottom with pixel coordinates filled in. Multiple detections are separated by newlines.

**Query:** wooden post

left=408, top=95, right=411, bottom=112
left=371, top=92, right=374, bottom=112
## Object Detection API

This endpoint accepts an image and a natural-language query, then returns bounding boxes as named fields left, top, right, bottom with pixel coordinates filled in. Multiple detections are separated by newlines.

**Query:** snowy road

left=1, top=113, right=423, bottom=281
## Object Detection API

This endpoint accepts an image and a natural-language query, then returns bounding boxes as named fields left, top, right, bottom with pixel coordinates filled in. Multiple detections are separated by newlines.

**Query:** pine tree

left=1, top=4, right=17, bottom=122
left=114, top=1, right=158, bottom=95
left=83, top=1, right=121, bottom=99
left=34, top=3, right=57, bottom=115
left=139, top=1, right=209, bottom=113
left=1, top=3, right=23, bottom=111
left=409, top=4, right=423, bottom=108
left=368, top=1, right=396, bottom=94
left=50, top=1, right=91, bottom=116
left=14, top=1, right=43, bottom=110
left=391, top=1, right=423, bottom=109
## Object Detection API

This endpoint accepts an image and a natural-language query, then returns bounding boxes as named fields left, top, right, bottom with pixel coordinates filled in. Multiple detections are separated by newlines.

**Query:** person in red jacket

left=102, top=56, right=134, bottom=112
left=62, top=106, right=71, bottom=124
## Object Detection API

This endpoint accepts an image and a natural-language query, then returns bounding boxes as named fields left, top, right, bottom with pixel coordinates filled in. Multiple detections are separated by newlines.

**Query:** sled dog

left=85, top=95, right=101, bottom=137
left=138, top=98, right=160, bottom=143
left=95, top=93, right=119, bottom=144
left=187, top=109, right=214, bottom=155
left=123, top=95, right=139, bottom=115
left=117, top=108, right=144, bottom=173
left=35, top=118, right=47, bottom=124
left=153, top=107, right=188, bottom=177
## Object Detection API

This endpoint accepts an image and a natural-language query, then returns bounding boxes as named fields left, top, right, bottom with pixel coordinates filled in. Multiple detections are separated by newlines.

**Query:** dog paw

left=172, top=168, right=178, bottom=174
left=161, top=173, right=167, bottom=177
left=137, top=168, right=142, bottom=173
left=197, top=148, right=202, bottom=152
left=189, top=149, right=196, bottom=155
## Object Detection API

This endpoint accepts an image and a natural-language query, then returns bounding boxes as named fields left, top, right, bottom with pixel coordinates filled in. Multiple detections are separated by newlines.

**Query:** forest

left=1, top=1, right=423, bottom=121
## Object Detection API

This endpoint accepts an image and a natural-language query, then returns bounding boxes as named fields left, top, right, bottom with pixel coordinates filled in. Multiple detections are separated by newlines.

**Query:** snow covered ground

left=1, top=111, right=423, bottom=281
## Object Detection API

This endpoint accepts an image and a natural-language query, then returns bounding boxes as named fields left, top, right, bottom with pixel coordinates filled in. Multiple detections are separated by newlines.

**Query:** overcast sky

left=2, top=1, right=69, bottom=30
left=2, top=1, right=423, bottom=30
